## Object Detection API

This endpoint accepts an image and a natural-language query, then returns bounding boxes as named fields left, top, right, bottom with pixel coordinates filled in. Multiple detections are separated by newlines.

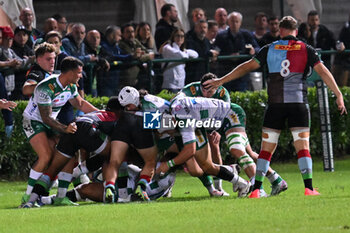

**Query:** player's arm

left=69, top=93, right=99, bottom=113
left=22, top=80, right=37, bottom=96
left=203, top=59, right=260, bottom=90
left=39, top=105, right=77, bottom=133
left=156, top=141, right=196, bottom=174
left=314, top=63, right=347, bottom=115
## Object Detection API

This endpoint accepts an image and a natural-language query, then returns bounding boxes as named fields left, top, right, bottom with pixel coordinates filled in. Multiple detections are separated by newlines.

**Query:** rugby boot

left=249, top=189, right=260, bottom=199
left=53, top=197, right=79, bottom=206
left=304, top=188, right=320, bottom=196
left=271, top=179, right=288, bottom=196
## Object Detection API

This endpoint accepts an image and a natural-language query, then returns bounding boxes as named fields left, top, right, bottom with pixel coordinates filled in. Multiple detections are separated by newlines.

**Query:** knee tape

left=261, top=130, right=280, bottom=144
left=226, top=132, right=248, bottom=152
left=292, top=128, right=310, bottom=142
left=238, top=154, right=255, bottom=169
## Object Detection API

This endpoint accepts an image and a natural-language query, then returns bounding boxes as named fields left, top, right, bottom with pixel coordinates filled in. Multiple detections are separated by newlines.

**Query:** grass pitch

left=0, top=158, right=349, bottom=233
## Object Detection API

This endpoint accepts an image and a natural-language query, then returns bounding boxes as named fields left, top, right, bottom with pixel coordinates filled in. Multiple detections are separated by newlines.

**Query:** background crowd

left=0, top=4, right=350, bottom=137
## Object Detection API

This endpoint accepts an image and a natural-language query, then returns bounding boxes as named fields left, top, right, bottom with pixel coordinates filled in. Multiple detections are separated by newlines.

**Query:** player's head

left=279, top=16, right=298, bottom=37
left=60, top=56, right=84, bottom=83
left=200, top=73, right=218, bottom=98
left=106, top=96, right=122, bottom=114
left=118, top=86, right=140, bottom=110
left=34, top=42, right=56, bottom=72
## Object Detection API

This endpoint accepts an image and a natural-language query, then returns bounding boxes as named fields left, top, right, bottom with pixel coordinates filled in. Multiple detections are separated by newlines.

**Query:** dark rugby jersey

left=254, top=36, right=321, bottom=104
left=76, top=110, right=118, bottom=135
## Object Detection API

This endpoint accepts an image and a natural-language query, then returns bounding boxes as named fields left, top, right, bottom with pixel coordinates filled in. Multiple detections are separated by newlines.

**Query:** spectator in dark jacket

left=84, top=30, right=110, bottom=96
left=99, top=25, right=134, bottom=96
left=215, top=11, right=259, bottom=92
left=19, top=7, right=43, bottom=48
left=261, top=15, right=280, bottom=46
left=62, top=23, right=97, bottom=64
left=11, top=26, right=35, bottom=100
left=154, top=3, right=178, bottom=51
left=307, top=10, right=336, bottom=68
left=185, top=20, right=219, bottom=84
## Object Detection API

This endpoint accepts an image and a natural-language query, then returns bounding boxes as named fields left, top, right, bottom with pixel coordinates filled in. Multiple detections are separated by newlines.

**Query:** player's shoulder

left=182, top=82, right=201, bottom=96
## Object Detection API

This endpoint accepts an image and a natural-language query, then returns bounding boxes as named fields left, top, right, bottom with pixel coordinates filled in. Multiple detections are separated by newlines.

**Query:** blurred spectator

left=155, top=3, right=178, bottom=51
left=66, top=23, right=75, bottom=35
left=100, top=25, right=133, bottom=96
left=0, top=27, right=16, bottom=137
left=160, top=28, right=198, bottom=92
left=11, top=26, right=35, bottom=100
left=52, top=13, right=68, bottom=36
left=19, top=7, right=43, bottom=48
left=191, top=8, right=207, bottom=25
left=297, top=22, right=311, bottom=43
left=119, top=23, right=154, bottom=89
left=62, top=23, right=97, bottom=64
left=0, top=26, right=31, bottom=100
left=206, top=20, right=219, bottom=45
left=84, top=29, right=110, bottom=96
left=215, top=11, right=259, bottom=92
left=206, top=20, right=220, bottom=75
left=307, top=10, right=336, bottom=68
left=252, top=12, right=268, bottom=47
left=186, top=20, right=219, bottom=84
left=45, top=31, right=68, bottom=72
left=136, top=22, right=156, bottom=52
left=0, top=72, right=14, bottom=137
left=332, top=13, right=350, bottom=87
left=43, top=18, right=58, bottom=35
left=34, top=17, right=58, bottom=46
left=261, top=15, right=280, bottom=46
left=187, top=8, right=207, bottom=37
left=215, top=8, right=228, bottom=32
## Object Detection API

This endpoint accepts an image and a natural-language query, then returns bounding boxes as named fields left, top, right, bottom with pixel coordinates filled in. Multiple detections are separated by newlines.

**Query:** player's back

left=263, top=36, right=314, bottom=103
left=171, top=96, right=231, bottom=122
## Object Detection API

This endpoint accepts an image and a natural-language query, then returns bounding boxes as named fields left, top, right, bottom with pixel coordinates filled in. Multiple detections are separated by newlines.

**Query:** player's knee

left=37, top=153, right=52, bottom=165
left=237, top=154, right=255, bottom=169
left=226, top=132, right=248, bottom=157
left=261, top=129, right=280, bottom=144
left=291, top=128, right=310, bottom=143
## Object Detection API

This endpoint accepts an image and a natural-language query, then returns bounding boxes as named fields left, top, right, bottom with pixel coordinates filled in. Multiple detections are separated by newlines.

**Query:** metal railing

left=85, top=49, right=350, bottom=94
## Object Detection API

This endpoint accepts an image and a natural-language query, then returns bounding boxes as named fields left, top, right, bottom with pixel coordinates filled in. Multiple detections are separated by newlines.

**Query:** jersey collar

left=281, top=35, right=298, bottom=41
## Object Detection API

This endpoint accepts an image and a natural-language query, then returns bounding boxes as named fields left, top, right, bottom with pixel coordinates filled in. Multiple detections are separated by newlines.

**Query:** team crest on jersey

left=48, top=84, right=55, bottom=92
left=274, top=44, right=301, bottom=51
left=190, top=86, right=196, bottom=95
left=219, top=89, right=225, bottom=97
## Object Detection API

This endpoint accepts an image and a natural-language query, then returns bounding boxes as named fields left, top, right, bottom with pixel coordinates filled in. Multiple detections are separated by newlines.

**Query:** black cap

left=106, top=96, right=122, bottom=112
left=14, top=25, right=31, bottom=35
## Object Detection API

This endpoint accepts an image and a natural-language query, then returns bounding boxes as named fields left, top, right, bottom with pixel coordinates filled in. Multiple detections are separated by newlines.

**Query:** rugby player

left=203, top=16, right=347, bottom=198
left=20, top=57, right=99, bottom=206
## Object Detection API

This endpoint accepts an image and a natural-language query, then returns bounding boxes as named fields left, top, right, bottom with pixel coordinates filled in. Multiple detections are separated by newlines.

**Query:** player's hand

left=208, top=131, right=221, bottom=145
left=336, top=96, right=347, bottom=115
left=202, top=78, right=221, bottom=91
left=65, top=122, right=77, bottom=134
left=156, top=162, right=169, bottom=174
left=0, top=99, right=17, bottom=111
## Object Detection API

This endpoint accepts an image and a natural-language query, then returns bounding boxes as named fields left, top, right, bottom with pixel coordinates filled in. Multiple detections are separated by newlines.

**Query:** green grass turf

left=0, top=158, right=349, bottom=233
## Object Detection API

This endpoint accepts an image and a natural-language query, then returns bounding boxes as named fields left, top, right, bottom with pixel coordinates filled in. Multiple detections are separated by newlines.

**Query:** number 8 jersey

left=254, top=35, right=321, bottom=104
